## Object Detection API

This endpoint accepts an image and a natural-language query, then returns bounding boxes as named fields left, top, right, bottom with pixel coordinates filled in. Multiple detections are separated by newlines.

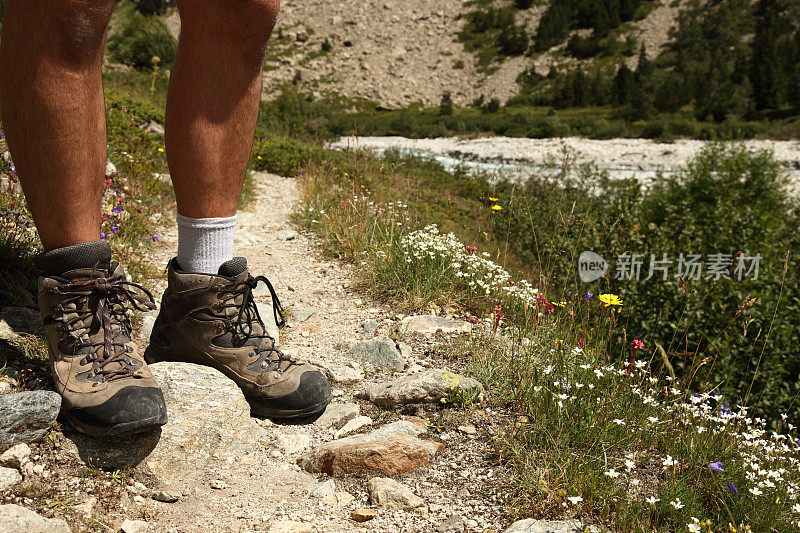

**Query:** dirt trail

left=134, top=172, right=507, bottom=533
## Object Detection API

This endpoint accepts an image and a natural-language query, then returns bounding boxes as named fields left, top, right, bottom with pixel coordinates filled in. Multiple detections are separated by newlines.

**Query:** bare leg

left=166, top=0, right=279, bottom=218
left=0, top=0, right=114, bottom=251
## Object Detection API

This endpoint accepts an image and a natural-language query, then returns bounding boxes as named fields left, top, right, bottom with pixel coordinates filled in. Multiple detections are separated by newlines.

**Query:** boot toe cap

left=69, top=385, right=168, bottom=436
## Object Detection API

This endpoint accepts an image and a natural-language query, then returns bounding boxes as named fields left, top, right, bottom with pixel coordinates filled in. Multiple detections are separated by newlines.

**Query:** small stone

left=363, top=370, right=484, bottom=408
left=351, top=509, right=377, bottom=522
left=0, top=382, right=10, bottom=394
left=32, top=464, right=44, bottom=476
left=275, top=229, right=299, bottom=241
left=314, top=403, right=360, bottom=430
left=292, top=307, right=315, bottom=322
left=0, top=391, right=61, bottom=451
left=398, top=342, right=413, bottom=359
left=0, top=443, right=31, bottom=469
left=210, top=479, right=227, bottom=490
left=345, top=337, right=406, bottom=372
left=400, top=315, right=472, bottom=335
left=367, top=477, right=425, bottom=510
left=0, top=504, right=70, bottom=532
left=133, top=495, right=147, bottom=504
left=105, top=161, right=118, bottom=176
left=458, top=424, right=477, bottom=435
left=360, top=320, right=379, bottom=334
left=151, top=486, right=181, bottom=503
left=322, top=491, right=354, bottom=506
left=276, top=432, right=313, bottom=455
left=438, top=514, right=466, bottom=532
left=121, top=519, right=149, bottom=533
left=319, top=363, right=364, bottom=385
left=139, top=120, right=165, bottom=136
left=334, top=416, right=372, bottom=438
left=268, top=520, right=313, bottom=533
left=74, top=496, right=97, bottom=518
left=0, top=467, right=22, bottom=491
left=310, top=479, right=335, bottom=498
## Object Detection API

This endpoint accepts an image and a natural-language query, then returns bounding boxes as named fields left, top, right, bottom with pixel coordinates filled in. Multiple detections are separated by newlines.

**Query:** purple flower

left=584, top=292, right=594, bottom=301
left=100, top=232, right=107, bottom=239
left=112, top=206, right=124, bottom=214
left=708, top=461, right=724, bottom=472
left=152, top=234, right=159, bottom=242
left=720, top=402, right=732, bottom=414
left=110, top=226, right=119, bottom=234
left=727, top=481, right=738, bottom=494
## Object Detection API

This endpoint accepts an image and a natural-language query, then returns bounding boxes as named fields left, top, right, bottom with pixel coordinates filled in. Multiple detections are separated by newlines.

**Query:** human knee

left=55, top=0, right=115, bottom=65
left=182, top=0, right=280, bottom=66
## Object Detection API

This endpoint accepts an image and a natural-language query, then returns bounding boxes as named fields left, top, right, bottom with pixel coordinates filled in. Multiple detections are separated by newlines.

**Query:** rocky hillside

left=161, top=0, right=687, bottom=108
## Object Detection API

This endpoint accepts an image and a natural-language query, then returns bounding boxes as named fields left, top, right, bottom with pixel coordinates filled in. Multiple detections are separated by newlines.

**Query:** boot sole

left=65, top=412, right=167, bottom=438
left=145, top=345, right=331, bottom=423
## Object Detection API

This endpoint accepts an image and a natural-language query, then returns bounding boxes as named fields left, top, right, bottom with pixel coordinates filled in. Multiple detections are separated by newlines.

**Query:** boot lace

left=218, top=275, right=297, bottom=372
left=52, top=274, right=156, bottom=382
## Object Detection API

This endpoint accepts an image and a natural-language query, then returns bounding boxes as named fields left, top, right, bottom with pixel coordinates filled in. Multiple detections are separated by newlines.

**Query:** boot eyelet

left=273, top=371, right=281, bottom=379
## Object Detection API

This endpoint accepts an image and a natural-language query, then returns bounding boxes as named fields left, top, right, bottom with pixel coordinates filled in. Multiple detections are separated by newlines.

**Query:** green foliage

left=459, top=6, right=529, bottom=66
left=439, top=92, right=454, bottom=116
left=134, top=0, right=172, bottom=16
left=491, top=143, right=800, bottom=424
left=107, top=12, right=177, bottom=69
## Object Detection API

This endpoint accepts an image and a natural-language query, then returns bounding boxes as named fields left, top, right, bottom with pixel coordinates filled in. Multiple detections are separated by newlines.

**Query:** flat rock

left=322, top=490, right=354, bottom=506
left=310, top=479, right=336, bottom=498
left=399, top=315, right=472, bottom=335
left=438, top=514, right=466, bottom=532
left=0, top=467, right=22, bottom=491
left=318, top=362, right=364, bottom=385
left=334, top=416, right=372, bottom=438
left=504, top=519, right=596, bottom=533
left=314, top=403, right=360, bottom=430
left=0, top=391, right=61, bottom=451
left=276, top=432, right=313, bottom=455
left=361, top=369, right=484, bottom=408
left=367, top=476, right=425, bottom=509
left=297, top=419, right=442, bottom=476
left=63, top=363, right=263, bottom=484
left=345, top=337, right=406, bottom=372
left=0, top=504, right=70, bottom=533
left=351, top=509, right=377, bottom=522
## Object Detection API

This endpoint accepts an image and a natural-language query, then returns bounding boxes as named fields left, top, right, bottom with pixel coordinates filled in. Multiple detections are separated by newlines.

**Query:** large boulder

left=361, top=369, right=484, bottom=408
left=297, top=419, right=442, bottom=476
left=63, top=362, right=263, bottom=484
left=0, top=391, right=61, bottom=451
left=0, top=504, right=71, bottom=533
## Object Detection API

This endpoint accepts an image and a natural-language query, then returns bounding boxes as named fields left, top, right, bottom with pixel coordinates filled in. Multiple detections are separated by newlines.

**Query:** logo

left=578, top=251, right=608, bottom=282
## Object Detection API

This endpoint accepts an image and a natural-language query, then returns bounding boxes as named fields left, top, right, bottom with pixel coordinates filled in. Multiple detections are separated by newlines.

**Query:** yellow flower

left=489, top=197, right=499, bottom=201
left=552, top=301, right=566, bottom=307
left=157, top=147, right=165, bottom=153
left=257, top=155, right=262, bottom=160
left=599, top=293, right=623, bottom=307
left=491, top=204, right=503, bottom=211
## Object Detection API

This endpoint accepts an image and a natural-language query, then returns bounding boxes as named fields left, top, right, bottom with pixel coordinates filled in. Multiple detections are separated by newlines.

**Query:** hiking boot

left=35, top=241, right=168, bottom=436
left=144, top=257, right=331, bottom=421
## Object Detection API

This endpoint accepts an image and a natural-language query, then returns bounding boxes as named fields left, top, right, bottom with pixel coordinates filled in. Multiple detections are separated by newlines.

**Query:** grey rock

left=0, top=381, right=10, bottom=394
left=310, top=479, right=336, bottom=498
left=0, top=467, right=22, bottom=490
left=504, top=519, right=596, bottom=533
left=319, top=362, right=364, bottom=385
left=438, top=514, right=466, bottom=532
left=399, top=315, right=472, bottom=335
left=121, top=518, right=149, bottom=533
left=63, top=363, right=263, bottom=484
left=361, top=369, right=484, bottom=408
left=0, top=391, right=61, bottom=451
left=0, top=443, right=31, bottom=468
left=360, top=319, right=379, bottom=334
left=0, top=319, right=22, bottom=344
left=210, top=479, right=227, bottom=490
left=346, top=337, right=406, bottom=372
left=275, top=229, right=299, bottom=241
left=314, top=403, right=360, bottom=430
left=398, top=342, right=413, bottom=360
left=0, top=504, right=70, bottom=533
left=367, top=476, right=425, bottom=509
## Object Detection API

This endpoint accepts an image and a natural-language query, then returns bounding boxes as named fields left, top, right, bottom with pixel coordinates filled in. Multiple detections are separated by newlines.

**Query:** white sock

left=176, top=213, right=237, bottom=274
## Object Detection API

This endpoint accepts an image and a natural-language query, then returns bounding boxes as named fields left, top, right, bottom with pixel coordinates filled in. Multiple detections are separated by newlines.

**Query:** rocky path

left=0, top=171, right=537, bottom=532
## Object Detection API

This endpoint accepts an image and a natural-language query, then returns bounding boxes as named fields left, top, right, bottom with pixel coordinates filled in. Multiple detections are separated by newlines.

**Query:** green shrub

left=107, top=12, right=177, bottom=69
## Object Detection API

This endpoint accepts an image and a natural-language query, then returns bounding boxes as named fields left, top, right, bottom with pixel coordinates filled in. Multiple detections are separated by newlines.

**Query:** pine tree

left=751, top=0, right=784, bottom=110
left=612, top=64, right=636, bottom=106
